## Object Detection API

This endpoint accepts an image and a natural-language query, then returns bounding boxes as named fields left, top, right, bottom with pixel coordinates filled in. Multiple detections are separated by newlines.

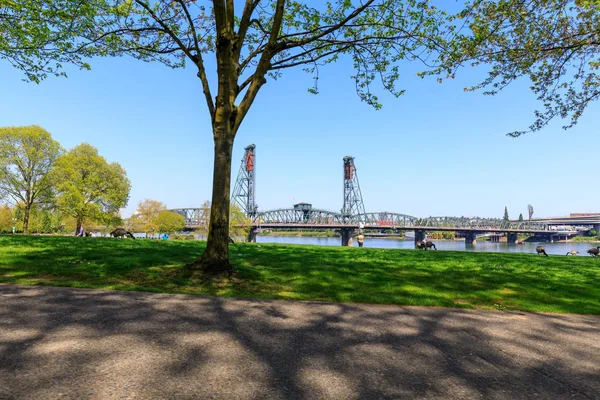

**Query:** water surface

left=256, top=235, right=599, bottom=256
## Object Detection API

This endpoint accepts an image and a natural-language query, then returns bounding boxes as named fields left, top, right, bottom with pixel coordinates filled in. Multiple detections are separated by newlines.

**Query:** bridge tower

left=232, top=144, right=258, bottom=218
left=341, top=156, right=366, bottom=222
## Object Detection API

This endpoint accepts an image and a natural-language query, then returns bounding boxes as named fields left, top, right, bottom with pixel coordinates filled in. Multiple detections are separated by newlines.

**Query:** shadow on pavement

left=0, top=284, right=599, bottom=399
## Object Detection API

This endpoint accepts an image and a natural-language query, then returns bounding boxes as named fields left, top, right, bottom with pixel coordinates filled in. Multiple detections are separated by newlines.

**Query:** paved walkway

left=1, top=284, right=599, bottom=399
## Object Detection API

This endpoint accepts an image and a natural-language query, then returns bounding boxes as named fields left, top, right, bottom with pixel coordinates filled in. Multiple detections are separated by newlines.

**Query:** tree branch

left=134, top=0, right=195, bottom=61
left=236, top=0, right=262, bottom=60
left=278, top=1, right=376, bottom=51
left=235, top=0, right=285, bottom=131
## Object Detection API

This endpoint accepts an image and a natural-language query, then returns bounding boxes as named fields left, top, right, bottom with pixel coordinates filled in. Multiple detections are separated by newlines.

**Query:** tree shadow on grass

left=2, top=236, right=600, bottom=314
left=1, top=285, right=599, bottom=399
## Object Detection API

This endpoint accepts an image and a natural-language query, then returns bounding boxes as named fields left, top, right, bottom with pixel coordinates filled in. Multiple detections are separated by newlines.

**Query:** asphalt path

left=1, top=284, right=599, bottom=399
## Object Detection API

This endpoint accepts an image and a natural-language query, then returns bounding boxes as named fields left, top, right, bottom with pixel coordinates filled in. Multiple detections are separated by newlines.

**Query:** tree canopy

left=0, top=125, right=62, bottom=232
left=154, top=210, right=185, bottom=233
left=0, top=0, right=94, bottom=82
left=442, top=0, right=600, bottom=136
left=0, top=204, right=12, bottom=233
left=50, top=142, right=130, bottom=232
left=134, top=199, right=167, bottom=233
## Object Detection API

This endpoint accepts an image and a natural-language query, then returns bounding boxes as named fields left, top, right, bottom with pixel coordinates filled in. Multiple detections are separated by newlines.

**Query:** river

left=256, top=235, right=600, bottom=256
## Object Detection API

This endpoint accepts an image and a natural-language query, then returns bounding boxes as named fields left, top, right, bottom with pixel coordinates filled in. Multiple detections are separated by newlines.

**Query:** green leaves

left=440, top=0, right=600, bottom=136
left=0, top=125, right=62, bottom=232
left=153, top=211, right=185, bottom=233
left=0, top=0, right=96, bottom=82
left=50, top=143, right=131, bottom=226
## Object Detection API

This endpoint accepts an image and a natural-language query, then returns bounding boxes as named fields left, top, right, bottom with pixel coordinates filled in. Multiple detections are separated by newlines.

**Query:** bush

left=589, top=229, right=597, bottom=237
left=169, top=233, right=196, bottom=241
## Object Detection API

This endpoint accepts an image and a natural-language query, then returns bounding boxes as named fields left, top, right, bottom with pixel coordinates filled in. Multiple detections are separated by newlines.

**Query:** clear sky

left=1, top=28, right=598, bottom=220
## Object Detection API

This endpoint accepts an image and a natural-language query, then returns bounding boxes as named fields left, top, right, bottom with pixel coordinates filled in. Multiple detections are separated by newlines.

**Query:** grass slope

left=1, top=235, right=599, bottom=314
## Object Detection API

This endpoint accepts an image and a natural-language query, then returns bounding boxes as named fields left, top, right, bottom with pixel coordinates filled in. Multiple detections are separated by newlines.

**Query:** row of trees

left=124, top=199, right=250, bottom=238
left=126, top=199, right=186, bottom=235
left=0, top=126, right=130, bottom=233
left=3, top=1, right=598, bottom=274
left=504, top=205, right=535, bottom=222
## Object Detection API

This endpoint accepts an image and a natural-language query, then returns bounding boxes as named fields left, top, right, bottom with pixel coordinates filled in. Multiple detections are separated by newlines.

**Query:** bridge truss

left=232, top=144, right=258, bottom=217
left=256, top=208, right=344, bottom=224
left=169, top=207, right=209, bottom=227
left=413, top=216, right=550, bottom=231
left=170, top=206, right=550, bottom=231
left=171, top=144, right=550, bottom=232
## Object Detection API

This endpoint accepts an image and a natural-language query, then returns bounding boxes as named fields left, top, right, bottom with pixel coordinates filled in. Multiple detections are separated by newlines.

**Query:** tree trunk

left=186, top=134, right=234, bottom=276
left=23, top=205, right=30, bottom=234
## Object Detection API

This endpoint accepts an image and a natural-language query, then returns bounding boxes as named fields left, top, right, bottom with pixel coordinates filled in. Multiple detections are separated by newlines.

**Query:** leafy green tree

left=442, top=1, right=600, bottom=136
left=503, top=206, right=509, bottom=222
left=0, top=0, right=94, bottom=83
left=50, top=143, right=131, bottom=234
left=528, top=204, right=534, bottom=221
left=229, top=203, right=251, bottom=241
left=0, top=125, right=62, bottom=233
left=0, top=204, right=13, bottom=233
left=154, top=211, right=185, bottom=234
left=12, top=206, right=24, bottom=232
left=125, top=214, right=145, bottom=233
left=135, top=199, right=167, bottom=234
left=518, top=213, right=523, bottom=222
left=27, top=207, right=49, bottom=233
left=3, top=0, right=454, bottom=275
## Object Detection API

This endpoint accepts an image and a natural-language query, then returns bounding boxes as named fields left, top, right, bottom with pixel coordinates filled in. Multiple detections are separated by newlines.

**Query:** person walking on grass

left=357, top=232, right=364, bottom=248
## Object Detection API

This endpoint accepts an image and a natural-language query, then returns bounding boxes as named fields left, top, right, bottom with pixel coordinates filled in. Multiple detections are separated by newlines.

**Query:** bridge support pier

left=414, top=229, right=426, bottom=244
left=464, top=231, right=477, bottom=245
left=594, top=224, right=600, bottom=233
left=339, top=228, right=355, bottom=247
left=248, top=228, right=258, bottom=243
left=507, top=233, right=518, bottom=243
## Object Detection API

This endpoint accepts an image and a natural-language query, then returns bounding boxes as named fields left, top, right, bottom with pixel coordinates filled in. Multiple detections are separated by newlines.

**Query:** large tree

left=50, top=143, right=131, bottom=233
left=4, top=1, right=453, bottom=274
left=441, top=0, right=600, bottom=136
left=154, top=211, right=185, bottom=234
left=0, top=125, right=62, bottom=233
left=135, top=198, right=167, bottom=234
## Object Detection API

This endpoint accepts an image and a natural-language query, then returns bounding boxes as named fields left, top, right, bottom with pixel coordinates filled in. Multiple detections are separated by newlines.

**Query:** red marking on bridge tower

left=245, top=151, right=254, bottom=172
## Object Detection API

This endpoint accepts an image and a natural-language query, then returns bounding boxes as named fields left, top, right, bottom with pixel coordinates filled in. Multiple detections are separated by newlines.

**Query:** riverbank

left=2, top=235, right=599, bottom=314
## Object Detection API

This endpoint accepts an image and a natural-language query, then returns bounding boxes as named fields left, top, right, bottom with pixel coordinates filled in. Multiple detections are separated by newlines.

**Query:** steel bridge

left=253, top=210, right=549, bottom=231
left=169, top=144, right=563, bottom=246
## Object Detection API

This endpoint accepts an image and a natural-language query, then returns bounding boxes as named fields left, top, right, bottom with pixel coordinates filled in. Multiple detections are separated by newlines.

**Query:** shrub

left=169, top=233, right=196, bottom=241
left=589, top=229, right=597, bottom=237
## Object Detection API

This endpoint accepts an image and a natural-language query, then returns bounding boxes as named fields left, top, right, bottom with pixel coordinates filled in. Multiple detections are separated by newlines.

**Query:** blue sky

left=1, top=30, right=598, bottom=220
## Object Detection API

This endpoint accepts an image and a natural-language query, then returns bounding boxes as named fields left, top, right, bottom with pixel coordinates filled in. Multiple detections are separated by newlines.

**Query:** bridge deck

left=251, top=223, right=566, bottom=235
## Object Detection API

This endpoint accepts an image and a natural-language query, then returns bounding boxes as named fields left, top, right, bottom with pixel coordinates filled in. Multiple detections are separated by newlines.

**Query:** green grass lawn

left=1, top=235, right=599, bottom=314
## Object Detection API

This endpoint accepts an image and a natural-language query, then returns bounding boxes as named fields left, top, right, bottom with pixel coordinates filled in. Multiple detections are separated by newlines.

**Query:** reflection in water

left=256, top=235, right=600, bottom=256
